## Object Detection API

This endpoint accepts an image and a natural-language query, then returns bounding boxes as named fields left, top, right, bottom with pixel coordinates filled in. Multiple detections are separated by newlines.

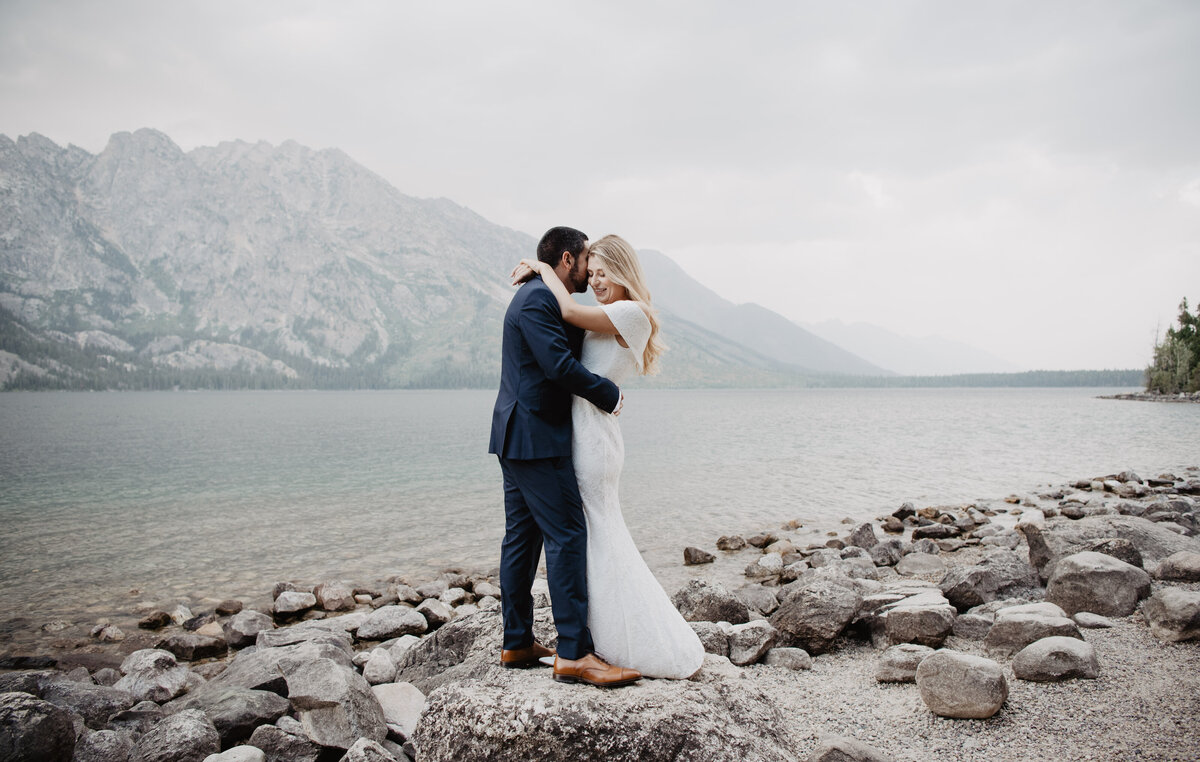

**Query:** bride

left=512, top=234, right=705, bottom=679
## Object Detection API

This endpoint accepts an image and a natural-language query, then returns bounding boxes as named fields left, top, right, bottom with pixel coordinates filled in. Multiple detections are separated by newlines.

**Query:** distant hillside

left=805, top=319, right=1022, bottom=376
left=803, top=369, right=1144, bottom=388
left=0, top=129, right=886, bottom=390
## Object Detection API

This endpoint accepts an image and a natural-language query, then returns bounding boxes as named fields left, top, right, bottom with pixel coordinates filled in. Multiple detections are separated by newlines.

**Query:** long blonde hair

left=588, top=234, right=665, bottom=376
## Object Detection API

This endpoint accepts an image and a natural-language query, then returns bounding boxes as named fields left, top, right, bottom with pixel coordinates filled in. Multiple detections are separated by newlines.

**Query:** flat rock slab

left=411, top=669, right=798, bottom=761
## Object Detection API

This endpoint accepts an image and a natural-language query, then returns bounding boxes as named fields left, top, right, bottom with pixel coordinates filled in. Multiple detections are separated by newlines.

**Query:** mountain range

left=5, top=128, right=1022, bottom=391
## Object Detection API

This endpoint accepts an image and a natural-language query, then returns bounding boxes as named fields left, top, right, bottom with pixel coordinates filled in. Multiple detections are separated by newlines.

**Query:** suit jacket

left=489, top=276, right=620, bottom=459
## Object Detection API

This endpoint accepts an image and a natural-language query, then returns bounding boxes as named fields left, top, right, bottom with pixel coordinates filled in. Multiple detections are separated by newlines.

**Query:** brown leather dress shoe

left=500, top=642, right=555, bottom=669
left=553, top=653, right=641, bottom=688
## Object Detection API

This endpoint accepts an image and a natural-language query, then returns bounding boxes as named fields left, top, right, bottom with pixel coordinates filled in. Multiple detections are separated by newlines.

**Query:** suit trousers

left=497, top=455, right=593, bottom=660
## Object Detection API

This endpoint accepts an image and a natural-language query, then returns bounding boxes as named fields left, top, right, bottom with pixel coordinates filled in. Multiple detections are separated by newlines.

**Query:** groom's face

left=566, top=246, right=590, bottom=294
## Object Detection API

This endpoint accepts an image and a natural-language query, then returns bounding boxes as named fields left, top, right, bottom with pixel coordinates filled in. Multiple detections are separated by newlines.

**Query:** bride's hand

left=510, top=258, right=546, bottom=285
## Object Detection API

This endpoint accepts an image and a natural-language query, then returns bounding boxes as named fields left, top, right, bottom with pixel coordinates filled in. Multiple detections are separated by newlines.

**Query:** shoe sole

left=552, top=673, right=640, bottom=688
left=501, top=659, right=549, bottom=669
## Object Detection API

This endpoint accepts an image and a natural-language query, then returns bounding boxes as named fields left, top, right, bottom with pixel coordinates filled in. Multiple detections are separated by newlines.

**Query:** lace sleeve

left=601, top=300, right=651, bottom=373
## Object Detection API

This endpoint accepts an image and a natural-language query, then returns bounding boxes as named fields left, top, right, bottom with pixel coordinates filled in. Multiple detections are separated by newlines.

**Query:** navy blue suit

left=489, top=275, right=620, bottom=659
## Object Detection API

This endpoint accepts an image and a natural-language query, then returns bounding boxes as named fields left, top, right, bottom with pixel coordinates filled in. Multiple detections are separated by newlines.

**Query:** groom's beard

left=568, top=257, right=589, bottom=293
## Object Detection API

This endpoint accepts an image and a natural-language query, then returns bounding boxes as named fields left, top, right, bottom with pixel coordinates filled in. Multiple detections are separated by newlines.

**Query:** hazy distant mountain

left=0, top=129, right=882, bottom=390
left=804, top=319, right=1022, bottom=376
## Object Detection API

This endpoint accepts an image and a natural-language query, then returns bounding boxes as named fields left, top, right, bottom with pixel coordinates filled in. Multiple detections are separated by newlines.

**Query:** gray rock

left=745, top=553, right=784, bottom=579
left=894, top=553, right=946, bottom=578
left=372, top=681, right=426, bottom=741
left=996, top=601, right=1067, bottom=619
left=907, top=538, right=940, bottom=555
left=411, top=669, right=798, bottom=761
left=439, top=587, right=470, bottom=607
left=734, top=585, right=780, bottom=615
left=157, top=632, right=228, bottom=661
left=247, top=723, right=323, bottom=762
left=717, top=535, right=748, bottom=551
left=868, top=540, right=904, bottom=567
left=1154, top=551, right=1200, bottom=581
left=984, top=613, right=1083, bottom=658
left=256, top=618, right=356, bottom=649
left=683, top=546, right=716, bottom=565
left=167, top=686, right=290, bottom=747
left=762, top=647, right=812, bottom=671
left=912, top=524, right=960, bottom=540
left=114, top=648, right=191, bottom=703
left=939, top=549, right=1039, bottom=611
left=224, top=610, right=275, bottom=649
left=472, top=581, right=501, bottom=599
left=848, top=523, right=878, bottom=549
left=209, top=639, right=353, bottom=695
left=107, top=701, right=165, bottom=739
left=672, top=580, right=750, bottom=624
left=1140, top=589, right=1200, bottom=642
left=357, top=606, right=429, bottom=640
left=129, top=708, right=220, bottom=762
left=915, top=650, right=1008, bottom=719
left=138, top=611, right=172, bottom=630
left=415, top=599, right=453, bottom=630
left=727, top=620, right=778, bottom=666
left=769, top=578, right=862, bottom=654
left=215, top=600, right=244, bottom=616
left=203, top=748, right=266, bottom=762
left=952, top=613, right=993, bottom=640
left=1012, top=636, right=1099, bottom=681
left=272, top=591, right=317, bottom=616
left=0, top=691, right=76, bottom=761
left=38, top=677, right=136, bottom=730
left=385, top=634, right=423, bottom=663
left=284, top=658, right=387, bottom=749
left=92, top=624, right=126, bottom=642
left=363, top=649, right=397, bottom=685
left=1023, top=515, right=1200, bottom=581
left=882, top=517, right=905, bottom=534
left=689, top=621, right=729, bottom=657
left=339, top=737, right=398, bottom=761
left=414, top=579, right=448, bottom=599
left=1084, top=537, right=1144, bottom=568
left=884, top=604, right=956, bottom=648
left=314, top=581, right=357, bottom=612
left=73, top=729, right=134, bottom=762
left=1073, top=612, right=1115, bottom=629
left=1046, top=551, right=1151, bottom=616
left=875, top=643, right=934, bottom=683
left=806, top=735, right=893, bottom=762
left=92, top=668, right=121, bottom=687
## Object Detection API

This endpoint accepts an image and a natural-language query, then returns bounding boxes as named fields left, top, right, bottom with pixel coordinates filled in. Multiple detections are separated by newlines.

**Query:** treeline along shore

left=1, top=466, right=1199, bottom=760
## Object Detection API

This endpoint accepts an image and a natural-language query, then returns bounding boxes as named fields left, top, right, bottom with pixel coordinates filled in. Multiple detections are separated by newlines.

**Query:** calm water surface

left=0, top=388, right=1196, bottom=629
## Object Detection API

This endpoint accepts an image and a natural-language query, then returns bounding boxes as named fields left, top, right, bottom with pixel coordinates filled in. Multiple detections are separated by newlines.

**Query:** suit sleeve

left=519, top=288, right=621, bottom=413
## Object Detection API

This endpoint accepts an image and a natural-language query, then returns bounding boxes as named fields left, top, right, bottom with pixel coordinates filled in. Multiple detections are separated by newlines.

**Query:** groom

left=488, top=226, right=641, bottom=688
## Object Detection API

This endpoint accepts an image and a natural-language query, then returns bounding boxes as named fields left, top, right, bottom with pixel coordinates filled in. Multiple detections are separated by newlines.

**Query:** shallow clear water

left=0, top=387, right=1196, bottom=628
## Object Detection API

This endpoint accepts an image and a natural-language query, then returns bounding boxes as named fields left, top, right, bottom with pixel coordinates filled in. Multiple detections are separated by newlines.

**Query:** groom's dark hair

left=537, top=226, right=588, bottom=267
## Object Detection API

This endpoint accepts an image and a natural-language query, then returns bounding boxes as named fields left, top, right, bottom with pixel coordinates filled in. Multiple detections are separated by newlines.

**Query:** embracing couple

left=488, top=226, right=705, bottom=687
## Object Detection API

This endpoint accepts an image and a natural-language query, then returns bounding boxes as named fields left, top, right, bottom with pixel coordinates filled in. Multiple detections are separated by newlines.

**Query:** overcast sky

left=2, top=1, right=1198, bottom=370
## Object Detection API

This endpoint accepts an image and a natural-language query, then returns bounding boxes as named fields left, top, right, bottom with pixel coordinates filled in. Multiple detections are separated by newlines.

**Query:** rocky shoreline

left=2, top=467, right=1199, bottom=761
left=1099, top=391, right=1200, bottom=403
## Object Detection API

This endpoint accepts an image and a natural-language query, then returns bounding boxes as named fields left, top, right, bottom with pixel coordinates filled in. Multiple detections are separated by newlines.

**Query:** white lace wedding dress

left=572, top=300, right=705, bottom=679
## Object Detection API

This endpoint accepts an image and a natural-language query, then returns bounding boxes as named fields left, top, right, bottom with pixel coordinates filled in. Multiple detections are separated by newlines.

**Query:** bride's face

left=588, top=265, right=627, bottom=304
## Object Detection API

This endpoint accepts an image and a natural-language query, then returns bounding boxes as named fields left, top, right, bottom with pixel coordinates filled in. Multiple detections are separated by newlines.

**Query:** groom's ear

left=559, top=250, right=573, bottom=270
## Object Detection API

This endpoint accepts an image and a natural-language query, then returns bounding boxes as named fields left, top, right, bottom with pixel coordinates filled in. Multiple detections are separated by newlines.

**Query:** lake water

left=1, top=387, right=1197, bottom=635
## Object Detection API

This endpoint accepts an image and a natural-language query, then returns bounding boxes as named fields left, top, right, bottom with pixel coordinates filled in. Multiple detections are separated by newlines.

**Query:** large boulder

left=246, top=723, right=324, bottom=762
left=313, top=581, right=356, bottom=612
left=157, top=633, right=227, bottom=661
left=372, top=681, right=426, bottom=741
left=1022, top=515, right=1200, bottom=581
left=875, top=644, right=935, bottom=683
left=73, top=729, right=135, bottom=762
left=114, top=649, right=191, bottom=703
left=283, top=658, right=387, bottom=750
left=208, top=639, right=353, bottom=695
left=769, top=578, right=862, bottom=654
left=983, top=612, right=1083, bottom=659
left=806, top=736, right=893, bottom=762
left=915, top=650, right=1008, bottom=719
left=1154, top=551, right=1200, bottom=581
left=357, top=605, right=429, bottom=641
left=1012, top=636, right=1099, bottom=681
left=166, top=686, right=290, bottom=747
left=0, top=691, right=76, bottom=762
left=671, top=580, right=750, bottom=624
left=129, top=708, right=220, bottom=762
left=411, top=669, right=798, bottom=761
left=224, top=610, right=275, bottom=649
left=1045, top=551, right=1151, bottom=616
left=38, top=677, right=136, bottom=729
left=884, top=604, right=956, bottom=648
left=1140, top=589, right=1200, bottom=642
left=939, top=549, right=1039, bottom=612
